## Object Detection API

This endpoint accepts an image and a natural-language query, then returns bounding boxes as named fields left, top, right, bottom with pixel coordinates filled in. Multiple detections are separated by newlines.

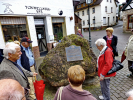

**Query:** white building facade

left=0, top=0, right=75, bottom=59
left=75, top=0, right=117, bottom=30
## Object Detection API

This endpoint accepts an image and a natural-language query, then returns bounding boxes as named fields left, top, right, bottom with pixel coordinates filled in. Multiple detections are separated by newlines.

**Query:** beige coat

left=125, top=35, right=133, bottom=61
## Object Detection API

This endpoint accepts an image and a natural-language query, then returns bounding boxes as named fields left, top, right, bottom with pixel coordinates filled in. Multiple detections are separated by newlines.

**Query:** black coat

left=103, top=35, right=118, bottom=56
left=0, top=49, right=4, bottom=64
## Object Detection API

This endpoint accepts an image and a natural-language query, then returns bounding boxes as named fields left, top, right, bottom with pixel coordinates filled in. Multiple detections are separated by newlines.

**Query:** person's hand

left=33, top=72, right=38, bottom=76
left=100, top=76, right=104, bottom=81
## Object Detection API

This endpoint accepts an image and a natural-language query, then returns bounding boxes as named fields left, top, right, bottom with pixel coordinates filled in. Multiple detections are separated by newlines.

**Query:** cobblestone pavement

left=83, top=21, right=133, bottom=100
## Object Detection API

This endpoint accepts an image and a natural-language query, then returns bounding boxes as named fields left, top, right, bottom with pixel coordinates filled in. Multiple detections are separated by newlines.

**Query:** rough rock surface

left=39, top=34, right=97, bottom=87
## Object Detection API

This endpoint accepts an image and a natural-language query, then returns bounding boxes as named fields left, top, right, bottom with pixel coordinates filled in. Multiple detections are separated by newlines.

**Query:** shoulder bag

left=104, top=47, right=124, bottom=75
left=57, top=86, right=64, bottom=100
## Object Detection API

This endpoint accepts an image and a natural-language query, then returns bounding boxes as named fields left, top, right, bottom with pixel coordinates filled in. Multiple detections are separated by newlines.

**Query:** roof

left=74, top=13, right=82, bottom=20
left=122, top=0, right=132, bottom=11
left=79, top=0, right=103, bottom=6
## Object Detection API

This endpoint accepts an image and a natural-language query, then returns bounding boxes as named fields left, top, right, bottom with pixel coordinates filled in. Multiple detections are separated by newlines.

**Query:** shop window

left=53, top=23, right=63, bottom=42
left=0, top=17, right=27, bottom=42
left=128, top=15, right=133, bottom=29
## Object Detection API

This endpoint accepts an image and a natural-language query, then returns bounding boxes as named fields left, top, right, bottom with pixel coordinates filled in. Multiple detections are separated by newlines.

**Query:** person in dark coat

left=103, top=27, right=118, bottom=57
left=0, top=49, right=4, bottom=64
left=54, top=65, right=96, bottom=100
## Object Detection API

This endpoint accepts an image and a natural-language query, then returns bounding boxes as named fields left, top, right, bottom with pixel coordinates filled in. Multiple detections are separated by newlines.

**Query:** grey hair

left=126, top=89, right=133, bottom=97
left=0, top=79, right=24, bottom=100
left=3, top=42, right=20, bottom=59
left=95, top=38, right=106, bottom=46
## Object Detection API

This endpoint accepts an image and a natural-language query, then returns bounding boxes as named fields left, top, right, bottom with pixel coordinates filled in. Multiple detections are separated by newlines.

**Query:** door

left=36, top=25, right=47, bottom=52
left=108, top=17, right=110, bottom=26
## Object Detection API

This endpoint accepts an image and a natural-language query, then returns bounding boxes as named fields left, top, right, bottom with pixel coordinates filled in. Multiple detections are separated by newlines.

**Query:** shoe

left=127, top=74, right=133, bottom=78
left=99, top=95, right=104, bottom=100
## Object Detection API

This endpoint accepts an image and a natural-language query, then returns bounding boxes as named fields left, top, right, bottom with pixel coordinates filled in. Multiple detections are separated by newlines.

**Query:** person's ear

left=68, top=78, right=70, bottom=82
left=8, top=53, right=12, bottom=58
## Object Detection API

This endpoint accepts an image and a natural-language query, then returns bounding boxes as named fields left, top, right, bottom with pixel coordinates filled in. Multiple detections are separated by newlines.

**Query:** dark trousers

left=100, top=79, right=110, bottom=100
left=128, top=60, right=133, bottom=74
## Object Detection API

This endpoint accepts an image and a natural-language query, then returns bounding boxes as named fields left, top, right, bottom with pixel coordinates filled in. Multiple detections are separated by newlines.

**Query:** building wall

left=75, top=5, right=102, bottom=29
left=0, top=0, right=75, bottom=58
left=123, top=9, right=133, bottom=33
left=101, top=0, right=116, bottom=26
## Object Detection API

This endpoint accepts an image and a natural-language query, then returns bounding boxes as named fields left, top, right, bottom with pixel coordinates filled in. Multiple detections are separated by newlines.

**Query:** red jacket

left=98, top=48, right=116, bottom=77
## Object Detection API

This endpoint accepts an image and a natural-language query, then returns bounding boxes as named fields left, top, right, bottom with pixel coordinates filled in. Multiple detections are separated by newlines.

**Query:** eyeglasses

left=21, top=88, right=29, bottom=100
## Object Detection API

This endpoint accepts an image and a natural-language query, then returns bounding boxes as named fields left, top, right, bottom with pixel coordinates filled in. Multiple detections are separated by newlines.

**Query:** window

left=87, top=20, right=89, bottom=25
left=105, top=6, right=107, bottom=12
left=103, top=17, right=106, bottom=25
left=113, top=17, right=115, bottom=21
left=83, top=20, right=85, bottom=26
left=110, top=0, right=112, bottom=3
left=77, top=5, right=81, bottom=8
left=107, top=0, right=108, bottom=2
left=0, top=17, right=28, bottom=42
left=82, top=11, right=84, bottom=16
left=128, top=15, right=133, bottom=29
left=92, top=8, right=95, bottom=13
left=87, top=9, right=89, bottom=15
left=83, top=3, right=85, bottom=6
left=111, top=7, right=113, bottom=13
left=77, top=12, right=79, bottom=16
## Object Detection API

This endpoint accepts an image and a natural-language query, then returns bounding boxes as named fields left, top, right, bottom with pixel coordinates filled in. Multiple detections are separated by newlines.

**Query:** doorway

left=35, top=25, right=47, bottom=54
left=108, top=17, right=110, bottom=26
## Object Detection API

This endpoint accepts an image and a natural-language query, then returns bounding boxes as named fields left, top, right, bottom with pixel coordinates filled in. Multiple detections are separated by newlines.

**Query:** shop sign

left=34, top=19, right=44, bottom=25
left=0, top=2, right=51, bottom=15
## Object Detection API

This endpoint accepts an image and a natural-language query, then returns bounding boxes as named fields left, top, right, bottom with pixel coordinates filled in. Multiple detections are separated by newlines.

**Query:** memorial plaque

left=65, top=45, right=83, bottom=62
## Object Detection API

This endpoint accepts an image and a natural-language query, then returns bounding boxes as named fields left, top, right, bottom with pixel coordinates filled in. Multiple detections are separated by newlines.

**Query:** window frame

left=77, top=12, right=79, bottom=16
left=103, top=17, right=106, bottom=25
left=92, top=8, right=95, bottom=13
left=105, top=6, right=107, bottom=12
left=83, top=3, right=85, bottom=6
left=83, top=20, right=85, bottom=26
left=82, top=11, right=84, bottom=16
left=111, top=7, right=113, bottom=13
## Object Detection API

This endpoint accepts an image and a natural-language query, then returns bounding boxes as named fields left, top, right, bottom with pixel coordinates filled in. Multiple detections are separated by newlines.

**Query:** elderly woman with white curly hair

left=95, top=38, right=116, bottom=100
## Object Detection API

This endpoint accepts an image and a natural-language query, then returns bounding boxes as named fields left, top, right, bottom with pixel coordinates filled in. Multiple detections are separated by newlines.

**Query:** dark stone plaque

left=65, top=45, right=83, bottom=62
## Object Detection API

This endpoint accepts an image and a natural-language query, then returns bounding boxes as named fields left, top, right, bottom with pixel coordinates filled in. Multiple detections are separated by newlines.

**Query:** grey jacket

left=125, top=35, right=133, bottom=61
left=0, top=58, right=33, bottom=89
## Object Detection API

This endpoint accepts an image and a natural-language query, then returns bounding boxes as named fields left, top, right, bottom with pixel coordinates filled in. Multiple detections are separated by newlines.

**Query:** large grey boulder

left=38, top=34, right=97, bottom=87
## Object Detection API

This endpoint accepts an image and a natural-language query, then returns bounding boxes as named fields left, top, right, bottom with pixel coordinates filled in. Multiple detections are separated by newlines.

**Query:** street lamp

left=86, top=0, right=93, bottom=48
left=93, top=16, right=95, bottom=30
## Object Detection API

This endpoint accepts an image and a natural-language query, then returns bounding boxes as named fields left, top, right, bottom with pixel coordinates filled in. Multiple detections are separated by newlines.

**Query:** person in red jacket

left=95, top=38, right=116, bottom=100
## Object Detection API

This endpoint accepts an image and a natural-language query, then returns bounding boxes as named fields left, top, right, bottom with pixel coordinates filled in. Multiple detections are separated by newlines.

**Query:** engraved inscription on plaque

left=65, top=45, right=83, bottom=62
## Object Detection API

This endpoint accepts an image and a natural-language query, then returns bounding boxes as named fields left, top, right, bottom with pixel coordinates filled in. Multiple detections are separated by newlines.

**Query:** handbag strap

left=104, top=47, right=108, bottom=60
left=57, top=86, right=64, bottom=100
